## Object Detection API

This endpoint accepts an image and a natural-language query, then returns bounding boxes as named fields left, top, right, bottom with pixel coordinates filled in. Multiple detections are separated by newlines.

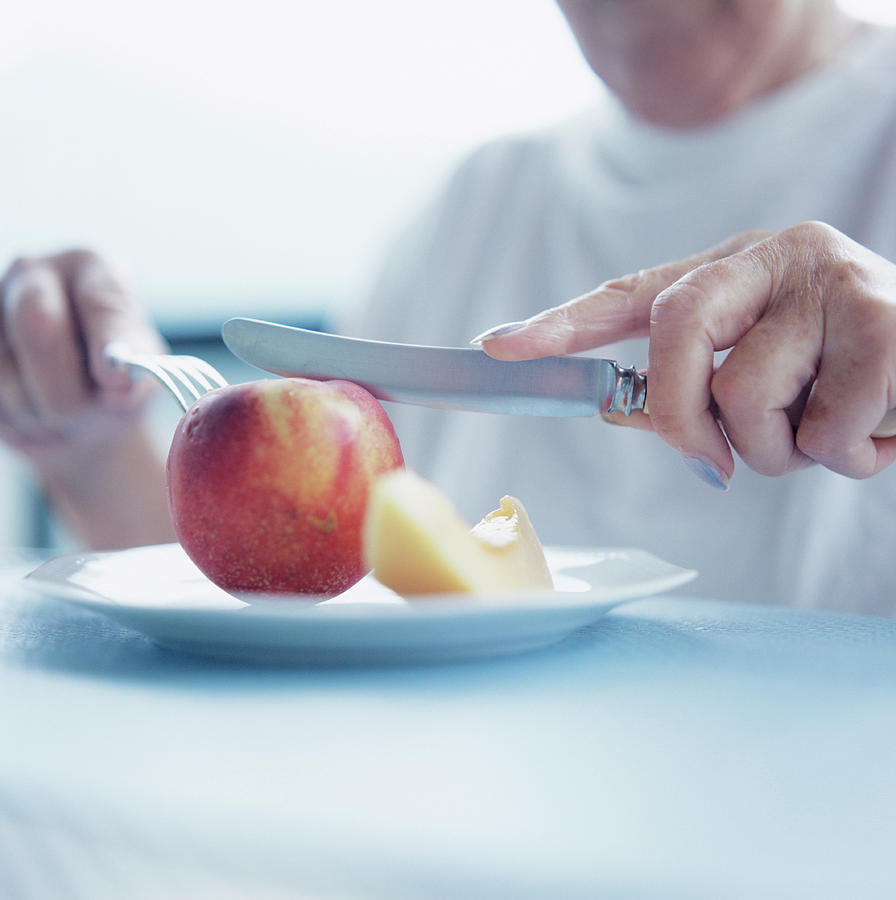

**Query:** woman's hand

left=0, top=248, right=175, bottom=547
left=473, top=222, right=896, bottom=488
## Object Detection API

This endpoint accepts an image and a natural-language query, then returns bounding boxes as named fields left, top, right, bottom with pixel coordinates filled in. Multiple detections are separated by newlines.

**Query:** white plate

left=24, top=543, right=696, bottom=664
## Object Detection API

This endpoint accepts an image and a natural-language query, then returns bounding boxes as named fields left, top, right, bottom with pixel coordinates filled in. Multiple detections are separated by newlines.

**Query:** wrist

left=38, top=417, right=176, bottom=550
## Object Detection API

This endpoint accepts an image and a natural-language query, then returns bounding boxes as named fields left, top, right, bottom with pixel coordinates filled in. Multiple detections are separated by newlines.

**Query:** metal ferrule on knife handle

left=606, top=363, right=648, bottom=416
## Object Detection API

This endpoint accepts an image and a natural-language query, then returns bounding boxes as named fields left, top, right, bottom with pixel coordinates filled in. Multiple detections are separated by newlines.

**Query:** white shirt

left=353, top=26, right=896, bottom=615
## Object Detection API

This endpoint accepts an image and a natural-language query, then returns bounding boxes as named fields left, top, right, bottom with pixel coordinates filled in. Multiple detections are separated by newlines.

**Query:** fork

left=102, top=342, right=229, bottom=411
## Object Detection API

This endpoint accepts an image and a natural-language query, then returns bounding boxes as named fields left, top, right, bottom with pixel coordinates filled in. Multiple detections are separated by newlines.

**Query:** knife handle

left=607, top=363, right=648, bottom=416
left=606, top=364, right=896, bottom=439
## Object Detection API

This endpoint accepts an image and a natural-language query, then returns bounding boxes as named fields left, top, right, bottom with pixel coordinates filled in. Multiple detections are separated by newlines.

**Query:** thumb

left=472, top=230, right=770, bottom=361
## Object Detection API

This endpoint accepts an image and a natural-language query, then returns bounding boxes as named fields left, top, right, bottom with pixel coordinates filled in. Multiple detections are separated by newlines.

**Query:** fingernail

left=683, top=456, right=730, bottom=491
left=470, top=321, right=527, bottom=344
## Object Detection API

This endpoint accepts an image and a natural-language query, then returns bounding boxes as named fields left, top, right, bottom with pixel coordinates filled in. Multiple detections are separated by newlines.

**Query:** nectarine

left=166, top=378, right=403, bottom=597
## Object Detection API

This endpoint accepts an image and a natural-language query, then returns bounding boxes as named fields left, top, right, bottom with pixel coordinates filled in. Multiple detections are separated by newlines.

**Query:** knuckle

left=823, top=256, right=869, bottom=296
left=75, top=261, right=129, bottom=309
left=586, top=276, right=642, bottom=332
left=793, top=422, right=838, bottom=465
left=0, top=256, right=39, bottom=297
left=529, top=301, right=576, bottom=335
left=774, top=221, right=843, bottom=279
left=65, top=246, right=103, bottom=269
left=600, top=271, right=642, bottom=295
left=4, top=255, right=36, bottom=280
left=795, top=427, right=876, bottom=479
left=650, top=279, right=712, bottom=330
left=65, top=248, right=127, bottom=297
left=781, top=220, right=839, bottom=250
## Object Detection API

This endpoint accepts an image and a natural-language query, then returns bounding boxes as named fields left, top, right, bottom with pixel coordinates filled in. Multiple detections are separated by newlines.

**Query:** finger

left=0, top=258, right=42, bottom=436
left=650, top=225, right=896, bottom=483
left=0, top=260, right=25, bottom=422
left=473, top=230, right=770, bottom=361
left=600, top=408, right=655, bottom=431
left=0, top=337, right=44, bottom=440
left=2, top=260, right=92, bottom=425
left=795, top=290, right=896, bottom=478
left=52, top=249, right=166, bottom=391
left=709, top=285, right=824, bottom=475
left=646, top=246, right=784, bottom=484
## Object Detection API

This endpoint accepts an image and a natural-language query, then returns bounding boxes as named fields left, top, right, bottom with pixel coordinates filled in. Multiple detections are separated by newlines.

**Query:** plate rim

left=23, top=542, right=697, bottom=620
left=21, top=543, right=697, bottom=662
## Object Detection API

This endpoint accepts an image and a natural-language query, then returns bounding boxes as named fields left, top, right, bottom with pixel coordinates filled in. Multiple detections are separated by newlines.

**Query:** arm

left=474, top=222, right=896, bottom=487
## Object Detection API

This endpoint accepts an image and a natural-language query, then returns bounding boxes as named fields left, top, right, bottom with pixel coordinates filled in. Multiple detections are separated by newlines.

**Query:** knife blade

left=221, top=317, right=647, bottom=417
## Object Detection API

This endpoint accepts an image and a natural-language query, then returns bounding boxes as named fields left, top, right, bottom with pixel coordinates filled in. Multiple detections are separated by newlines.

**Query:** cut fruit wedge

left=362, top=468, right=553, bottom=596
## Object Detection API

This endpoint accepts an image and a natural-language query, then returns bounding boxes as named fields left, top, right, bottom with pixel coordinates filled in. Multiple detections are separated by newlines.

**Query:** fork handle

left=102, top=342, right=136, bottom=374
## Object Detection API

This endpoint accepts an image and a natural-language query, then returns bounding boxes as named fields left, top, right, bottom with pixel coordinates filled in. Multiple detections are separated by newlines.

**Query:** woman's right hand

left=0, top=248, right=176, bottom=548
left=0, top=248, right=165, bottom=472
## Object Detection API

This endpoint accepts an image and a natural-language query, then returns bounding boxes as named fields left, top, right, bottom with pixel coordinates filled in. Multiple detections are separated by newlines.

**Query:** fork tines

left=103, top=343, right=229, bottom=412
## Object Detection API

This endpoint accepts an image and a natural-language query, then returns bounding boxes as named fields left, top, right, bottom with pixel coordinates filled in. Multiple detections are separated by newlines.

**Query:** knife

left=222, top=317, right=896, bottom=436
left=221, top=317, right=646, bottom=417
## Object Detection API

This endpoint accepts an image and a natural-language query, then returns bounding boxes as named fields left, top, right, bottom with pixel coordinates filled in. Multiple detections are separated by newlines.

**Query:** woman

left=3, top=0, right=894, bottom=611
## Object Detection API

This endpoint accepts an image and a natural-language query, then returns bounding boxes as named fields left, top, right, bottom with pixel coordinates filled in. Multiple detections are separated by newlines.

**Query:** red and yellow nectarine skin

left=166, top=378, right=403, bottom=597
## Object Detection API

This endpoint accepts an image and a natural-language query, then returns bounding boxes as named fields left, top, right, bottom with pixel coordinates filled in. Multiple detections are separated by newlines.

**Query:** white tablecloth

left=2, top=551, right=895, bottom=899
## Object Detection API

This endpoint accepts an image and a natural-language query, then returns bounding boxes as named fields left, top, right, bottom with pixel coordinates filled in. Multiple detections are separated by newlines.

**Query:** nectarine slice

left=362, top=469, right=553, bottom=596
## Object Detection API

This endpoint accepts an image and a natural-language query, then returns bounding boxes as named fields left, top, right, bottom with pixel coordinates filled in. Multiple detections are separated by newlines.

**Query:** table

left=2, top=551, right=895, bottom=899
